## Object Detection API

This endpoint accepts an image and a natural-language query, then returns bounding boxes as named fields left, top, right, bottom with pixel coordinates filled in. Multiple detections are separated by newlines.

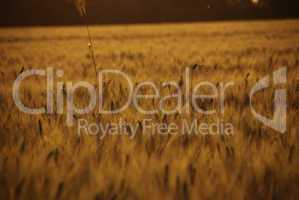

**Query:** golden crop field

left=0, top=20, right=299, bottom=200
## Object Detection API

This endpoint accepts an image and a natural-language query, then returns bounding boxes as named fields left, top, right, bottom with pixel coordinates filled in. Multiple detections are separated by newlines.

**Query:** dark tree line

left=0, top=0, right=298, bottom=26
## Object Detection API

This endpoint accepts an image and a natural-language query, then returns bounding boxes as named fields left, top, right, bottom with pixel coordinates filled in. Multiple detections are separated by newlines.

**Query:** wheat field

left=0, top=20, right=299, bottom=200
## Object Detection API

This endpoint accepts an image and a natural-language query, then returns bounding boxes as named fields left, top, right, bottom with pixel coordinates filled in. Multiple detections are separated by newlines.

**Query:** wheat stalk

left=73, top=0, right=97, bottom=80
left=72, top=0, right=100, bottom=126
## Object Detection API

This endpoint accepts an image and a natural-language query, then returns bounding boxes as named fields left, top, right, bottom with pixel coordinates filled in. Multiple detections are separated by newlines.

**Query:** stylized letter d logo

left=250, top=68, right=287, bottom=133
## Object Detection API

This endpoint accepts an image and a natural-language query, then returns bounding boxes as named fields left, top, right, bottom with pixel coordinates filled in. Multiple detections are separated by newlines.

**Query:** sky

left=0, top=0, right=298, bottom=26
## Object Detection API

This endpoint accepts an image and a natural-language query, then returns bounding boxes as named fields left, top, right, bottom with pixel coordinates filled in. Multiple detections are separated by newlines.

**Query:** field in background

left=0, top=20, right=299, bottom=199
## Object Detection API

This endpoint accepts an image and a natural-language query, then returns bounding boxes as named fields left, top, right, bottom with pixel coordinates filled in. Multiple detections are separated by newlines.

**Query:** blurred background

left=1, top=0, right=299, bottom=26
